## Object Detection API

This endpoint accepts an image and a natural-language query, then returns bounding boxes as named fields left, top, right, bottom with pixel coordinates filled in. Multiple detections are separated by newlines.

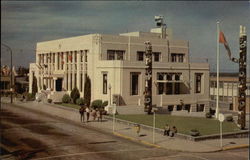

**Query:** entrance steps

left=49, top=91, right=67, bottom=103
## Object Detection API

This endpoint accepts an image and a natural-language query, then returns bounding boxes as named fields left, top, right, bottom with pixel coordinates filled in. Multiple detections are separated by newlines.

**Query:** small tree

left=62, top=94, right=71, bottom=103
left=84, top=75, right=91, bottom=107
left=102, top=101, right=108, bottom=107
left=70, top=87, right=80, bottom=104
left=32, top=76, right=38, bottom=96
left=91, top=99, right=103, bottom=109
left=76, top=98, right=85, bottom=106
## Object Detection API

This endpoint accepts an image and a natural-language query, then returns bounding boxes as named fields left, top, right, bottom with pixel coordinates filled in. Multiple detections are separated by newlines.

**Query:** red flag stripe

left=219, top=31, right=227, bottom=44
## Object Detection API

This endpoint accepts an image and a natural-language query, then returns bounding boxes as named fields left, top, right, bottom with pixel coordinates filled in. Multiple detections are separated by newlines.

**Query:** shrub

left=205, top=112, right=212, bottom=118
left=102, top=101, right=108, bottom=107
left=226, top=115, right=233, bottom=122
left=26, top=93, right=35, bottom=101
left=70, top=87, right=80, bottom=104
left=62, top=94, right=71, bottom=103
left=91, top=99, right=103, bottom=109
left=32, top=76, right=38, bottom=96
left=190, top=129, right=200, bottom=137
left=47, top=99, right=52, bottom=103
left=76, top=98, right=85, bottom=106
left=84, top=75, right=91, bottom=107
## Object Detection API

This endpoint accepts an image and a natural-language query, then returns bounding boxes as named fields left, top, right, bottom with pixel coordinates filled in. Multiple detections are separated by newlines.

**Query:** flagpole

left=216, top=21, right=220, bottom=119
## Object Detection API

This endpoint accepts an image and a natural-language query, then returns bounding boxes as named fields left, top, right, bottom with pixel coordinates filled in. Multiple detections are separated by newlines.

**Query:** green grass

left=115, top=114, right=240, bottom=136
left=61, top=103, right=81, bottom=110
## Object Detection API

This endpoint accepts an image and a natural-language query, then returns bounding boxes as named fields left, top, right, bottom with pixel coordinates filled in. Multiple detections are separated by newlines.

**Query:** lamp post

left=108, top=83, right=112, bottom=105
left=2, top=43, right=13, bottom=104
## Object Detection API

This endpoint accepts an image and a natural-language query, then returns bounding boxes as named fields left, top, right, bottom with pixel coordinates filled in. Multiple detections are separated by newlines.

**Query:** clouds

left=1, top=1, right=250, bottom=74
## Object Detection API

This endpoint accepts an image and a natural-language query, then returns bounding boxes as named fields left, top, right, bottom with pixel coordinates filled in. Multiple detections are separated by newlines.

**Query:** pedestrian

left=170, top=126, right=177, bottom=137
left=91, top=109, right=97, bottom=121
left=100, top=108, right=103, bottom=122
left=79, top=106, right=85, bottom=122
left=97, top=109, right=101, bottom=122
left=163, top=124, right=170, bottom=136
left=86, top=106, right=90, bottom=122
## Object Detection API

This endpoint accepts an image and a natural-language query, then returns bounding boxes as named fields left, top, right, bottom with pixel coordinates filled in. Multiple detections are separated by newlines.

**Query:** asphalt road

left=0, top=103, right=249, bottom=160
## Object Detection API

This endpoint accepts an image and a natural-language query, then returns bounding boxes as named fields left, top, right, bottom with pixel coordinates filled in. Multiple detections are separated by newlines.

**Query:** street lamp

left=108, top=83, right=112, bottom=105
left=2, top=43, right=13, bottom=103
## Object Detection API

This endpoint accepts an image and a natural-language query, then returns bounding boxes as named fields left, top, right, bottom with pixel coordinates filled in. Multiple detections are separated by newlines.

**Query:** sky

left=1, top=1, right=250, bottom=75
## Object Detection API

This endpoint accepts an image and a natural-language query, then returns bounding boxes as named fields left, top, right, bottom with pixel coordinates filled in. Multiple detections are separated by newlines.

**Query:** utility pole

left=238, top=25, right=247, bottom=129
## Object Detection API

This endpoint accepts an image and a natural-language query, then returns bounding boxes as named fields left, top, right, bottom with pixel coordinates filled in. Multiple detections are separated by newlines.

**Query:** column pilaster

left=76, top=51, right=81, bottom=90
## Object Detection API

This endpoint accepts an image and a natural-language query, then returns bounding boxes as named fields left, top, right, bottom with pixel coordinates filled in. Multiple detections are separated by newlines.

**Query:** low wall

left=105, top=116, right=249, bottom=141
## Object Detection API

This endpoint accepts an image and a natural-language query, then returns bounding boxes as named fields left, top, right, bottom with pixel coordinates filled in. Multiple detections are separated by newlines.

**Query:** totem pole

left=144, top=41, right=153, bottom=114
left=238, top=25, right=247, bottom=129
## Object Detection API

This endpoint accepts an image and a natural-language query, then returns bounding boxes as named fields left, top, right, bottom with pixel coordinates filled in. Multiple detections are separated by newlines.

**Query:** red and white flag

left=219, top=31, right=232, bottom=59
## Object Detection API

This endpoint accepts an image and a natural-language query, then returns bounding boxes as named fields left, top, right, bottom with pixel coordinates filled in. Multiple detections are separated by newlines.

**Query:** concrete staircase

left=49, top=91, right=67, bottom=103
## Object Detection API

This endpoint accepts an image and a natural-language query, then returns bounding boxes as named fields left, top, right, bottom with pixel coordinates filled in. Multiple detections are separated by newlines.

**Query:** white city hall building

left=29, top=21, right=210, bottom=114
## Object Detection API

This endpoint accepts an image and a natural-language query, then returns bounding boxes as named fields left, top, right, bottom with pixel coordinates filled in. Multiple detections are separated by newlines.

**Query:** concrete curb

left=222, top=144, right=249, bottom=151
left=113, top=132, right=161, bottom=149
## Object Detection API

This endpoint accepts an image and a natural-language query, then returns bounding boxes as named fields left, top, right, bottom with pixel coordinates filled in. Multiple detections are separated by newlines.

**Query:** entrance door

left=56, top=78, right=63, bottom=91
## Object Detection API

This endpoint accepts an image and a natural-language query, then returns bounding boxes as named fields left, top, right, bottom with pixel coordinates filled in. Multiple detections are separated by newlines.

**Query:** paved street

left=0, top=102, right=249, bottom=160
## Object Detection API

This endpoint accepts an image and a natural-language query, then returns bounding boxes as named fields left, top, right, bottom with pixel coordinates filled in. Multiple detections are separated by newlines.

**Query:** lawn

left=61, top=103, right=81, bottom=110
left=115, top=114, right=240, bottom=136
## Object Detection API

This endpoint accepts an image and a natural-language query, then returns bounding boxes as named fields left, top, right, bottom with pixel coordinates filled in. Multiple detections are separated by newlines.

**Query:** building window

left=197, top=104, right=204, bottom=112
left=137, top=51, right=144, bottom=61
left=131, top=73, right=139, bottom=95
left=116, top=50, right=124, bottom=60
left=175, top=83, right=180, bottom=94
left=153, top=52, right=161, bottom=62
left=195, top=73, right=202, bottom=93
left=107, top=50, right=125, bottom=60
left=74, top=51, right=77, bottom=62
left=158, top=83, right=164, bottom=94
left=171, top=53, right=185, bottom=62
left=107, top=50, right=115, bottom=60
left=103, top=73, right=107, bottom=94
left=166, top=83, right=173, bottom=94
left=179, top=54, right=184, bottom=62
left=171, top=54, right=177, bottom=62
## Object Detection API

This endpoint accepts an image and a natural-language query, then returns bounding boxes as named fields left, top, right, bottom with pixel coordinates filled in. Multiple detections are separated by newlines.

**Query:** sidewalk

left=1, top=98, right=249, bottom=153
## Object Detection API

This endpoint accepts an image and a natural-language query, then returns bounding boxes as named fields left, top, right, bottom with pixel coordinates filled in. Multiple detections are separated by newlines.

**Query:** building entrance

left=56, top=78, right=63, bottom=91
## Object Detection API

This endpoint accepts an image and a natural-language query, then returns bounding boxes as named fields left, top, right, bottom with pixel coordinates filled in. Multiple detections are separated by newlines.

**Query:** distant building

left=0, top=65, right=15, bottom=93
left=29, top=20, right=210, bottom=114
left=0, top=65, right=29, bottom=95
left=210, top=73, right=250, bottom=113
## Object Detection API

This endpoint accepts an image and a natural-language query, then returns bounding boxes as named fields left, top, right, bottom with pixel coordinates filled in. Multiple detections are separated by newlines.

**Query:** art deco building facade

left=29, top=27, right=210, bottom=113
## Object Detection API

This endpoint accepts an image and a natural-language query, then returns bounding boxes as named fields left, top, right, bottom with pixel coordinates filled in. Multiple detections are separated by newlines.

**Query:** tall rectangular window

left=153, top=52, right=161, bottom=62
left=179, top=54, right=184, bottom=62
left=195, top=73, right=202, bottom=93
left=117, top=50, right=124, bottom=60
left=137, top=51, right=144, bottom=61
left=103, top=73, right=107, bottom=94
left=107, top=50, right=115, bottom=60
left=131, top=73, right=139, bottom=95
left=166, top=83, right=173, bottom=94
left=171, top=54, right=177, bottom=62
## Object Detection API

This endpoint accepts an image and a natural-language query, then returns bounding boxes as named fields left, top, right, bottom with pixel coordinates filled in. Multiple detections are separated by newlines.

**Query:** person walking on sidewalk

left=86, top=106, right=90, bottom=122
left=97, top=109, right=101, bottom=122
left=91, top=109, right=97, bottom=121
left=79, top=106, right=85, bottom=122
left=163, top=124, right=170, bottom=136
